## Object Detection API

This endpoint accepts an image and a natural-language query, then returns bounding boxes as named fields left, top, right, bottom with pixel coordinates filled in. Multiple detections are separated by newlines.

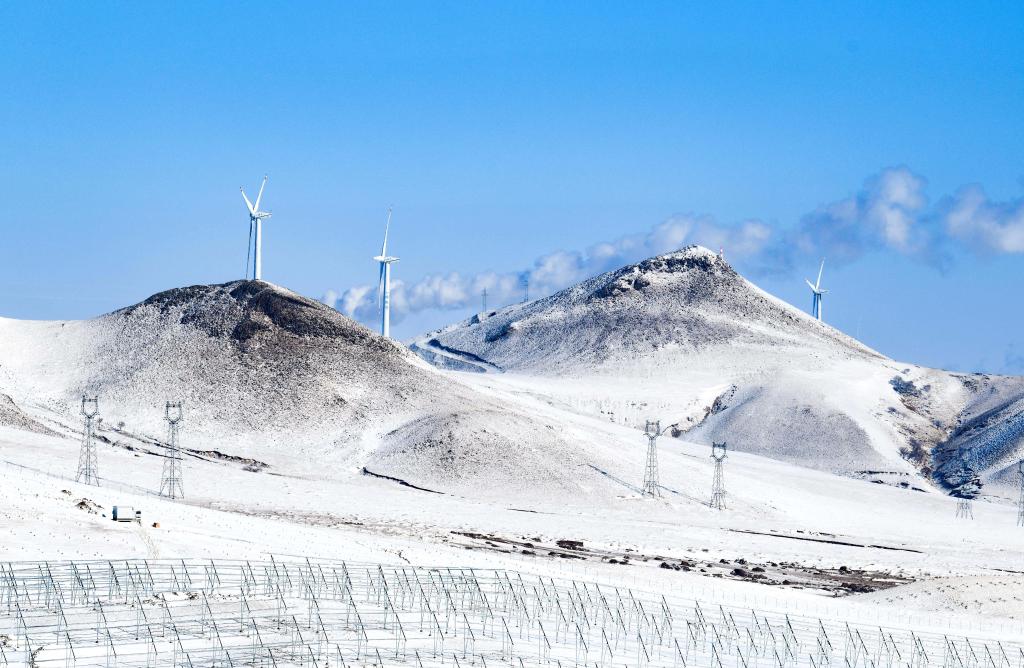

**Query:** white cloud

left=333, top=213, right=778, bottom=324
left=320, top=289, right=339, bottom=309
left=867, top=168, right=927, bottom=250
left=944, top=184, right=1024, bottom=253
left=792, top=167, right=930, bottom=263
left=327, top=168, right=1023, bottom=327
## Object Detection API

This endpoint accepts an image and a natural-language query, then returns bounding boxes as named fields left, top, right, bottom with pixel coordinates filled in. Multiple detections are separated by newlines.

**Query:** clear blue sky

left=1, top=2, right=1022, bottom=373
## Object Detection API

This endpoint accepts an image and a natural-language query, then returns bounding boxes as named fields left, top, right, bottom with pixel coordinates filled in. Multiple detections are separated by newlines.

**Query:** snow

left=412, top=246, right=1024, bottom=489
left=1, top=255, right=1024, bottom=660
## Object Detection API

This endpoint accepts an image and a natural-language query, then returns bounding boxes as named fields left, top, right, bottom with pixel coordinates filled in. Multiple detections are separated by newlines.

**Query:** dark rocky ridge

left=123, top=280, right=388, bottom=348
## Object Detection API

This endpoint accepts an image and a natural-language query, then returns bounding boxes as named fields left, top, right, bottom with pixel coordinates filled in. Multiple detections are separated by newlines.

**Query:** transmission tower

left=641, top=420, right=661, bottom=497
left=159, top=402, right=185, bottom=499
left=76, top=395, right=100, bottom=486
left=709, top=441, right=727, bottom=510
left=955, top=496, right=974, bottom=520
left=1017, top=460, right=1024, bottom=527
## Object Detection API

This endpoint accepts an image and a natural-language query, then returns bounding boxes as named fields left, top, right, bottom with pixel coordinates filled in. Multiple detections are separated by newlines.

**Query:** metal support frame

left=76, top=395, right=100, bottom=486
left=710, top=442, right=727, bottom=510
left=642, top=420, right=662, bottom=498
left=159, top=401, right=185, bottom=499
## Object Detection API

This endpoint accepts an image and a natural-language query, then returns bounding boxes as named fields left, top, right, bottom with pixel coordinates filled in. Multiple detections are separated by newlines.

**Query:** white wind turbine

left=805, top=259, right=827, bottom=321
left=373, top=208, right=399, bottom=338
left=240, top=175, right=272, bottom=280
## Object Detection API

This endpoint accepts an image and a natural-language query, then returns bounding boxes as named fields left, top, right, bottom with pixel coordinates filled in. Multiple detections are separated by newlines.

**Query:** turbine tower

left=805, top=259, right=827, bottom=321
left=241, top=175, right=272, bottom=280
left=76, top=395, right=100, bottom=486
left=159, top=402, right=185, bottom=500
left=373, top=208, right=399, bottom=338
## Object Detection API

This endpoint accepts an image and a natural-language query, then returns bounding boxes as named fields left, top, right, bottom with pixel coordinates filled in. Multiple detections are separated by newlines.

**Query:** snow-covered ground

left=1, top=254, right=1024, bottom=666
left=2, top=408, right=1023, bottom=635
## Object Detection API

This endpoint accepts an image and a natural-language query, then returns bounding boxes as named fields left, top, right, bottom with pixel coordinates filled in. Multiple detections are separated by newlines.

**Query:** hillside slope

left=0, top=281, right=624, bottom=499
left=412, top=247, right=1024, bottom=489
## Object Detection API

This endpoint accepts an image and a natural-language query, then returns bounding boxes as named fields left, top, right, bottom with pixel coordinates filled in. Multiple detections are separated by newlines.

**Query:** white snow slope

left=0, top=280, right=630, bottom=500
left=2, top=266, right=1024, bottom=634
left=411, top=246, right=1024, bottom=493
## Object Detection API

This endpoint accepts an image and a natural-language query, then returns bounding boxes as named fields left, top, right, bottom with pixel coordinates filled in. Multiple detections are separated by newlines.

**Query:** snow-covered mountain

left=411, top=246, right=1024, bottom=491
left=0, top=280, right=627, bottom=499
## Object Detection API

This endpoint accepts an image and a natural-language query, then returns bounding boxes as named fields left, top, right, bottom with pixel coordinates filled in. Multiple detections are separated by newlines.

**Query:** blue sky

left=1, top=2, right=1022, bottom=373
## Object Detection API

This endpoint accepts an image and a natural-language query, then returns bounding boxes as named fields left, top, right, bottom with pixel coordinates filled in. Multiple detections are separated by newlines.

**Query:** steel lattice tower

left=955, top=497, right=974, bottom=520
left=1017, top=460, right=1024, bottom=527
left=710, top=441, right=727, bottom=510
left=75, top=395, right=100, bottom=486
left=159, top=402, right=185, bottom=499
left=641, top=420, right=661, bottom=497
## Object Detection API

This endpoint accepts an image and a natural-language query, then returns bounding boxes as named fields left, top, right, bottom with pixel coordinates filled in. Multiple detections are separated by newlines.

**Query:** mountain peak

left=589, top=245, right=734, bottom=301
left=119, top=279, right=383, bottom=348
left=412, top=246, right=874, bottom=375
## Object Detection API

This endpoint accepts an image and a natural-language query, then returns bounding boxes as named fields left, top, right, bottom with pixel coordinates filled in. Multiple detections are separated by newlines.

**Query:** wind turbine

left=240, top=175, right=272, bottom=280
left=373, top=208, right=399, bottom=338
left=805, top=259, right=827, bottom=321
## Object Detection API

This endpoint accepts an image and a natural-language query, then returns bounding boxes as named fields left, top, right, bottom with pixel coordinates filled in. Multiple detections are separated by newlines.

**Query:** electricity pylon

left=76, top=395, right=100, bottom=486
left=710, top=442, right=727, bottom=510
left=1017, top=460, right=1024, bottom=527
left=955, top=497, right=974, bottom=520
left=642, top=420, right=662, bottom=497
left=159, top=402, right=185, bottom=499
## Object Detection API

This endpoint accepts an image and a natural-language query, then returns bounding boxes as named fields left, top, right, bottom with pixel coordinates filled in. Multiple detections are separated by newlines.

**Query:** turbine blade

left=816, top=259, right=825, bottom=289
left=377, top=262, right=386, bottom=312
left=805, top=279, right=816, bottom=291
left=380, top=207, right=392, bottom=257
left=254, top=175, right=268, bottom=211
left=240, top=188, right=255, bottom=215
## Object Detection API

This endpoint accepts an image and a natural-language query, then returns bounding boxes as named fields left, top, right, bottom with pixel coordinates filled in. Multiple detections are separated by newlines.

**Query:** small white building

left=111, top=506, right=141, bottom=523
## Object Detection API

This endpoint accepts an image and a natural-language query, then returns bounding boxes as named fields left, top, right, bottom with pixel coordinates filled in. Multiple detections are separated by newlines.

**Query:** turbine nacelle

left=240, top=175, right=272, bottom=220
left=804, top=279, right=827, bottom=296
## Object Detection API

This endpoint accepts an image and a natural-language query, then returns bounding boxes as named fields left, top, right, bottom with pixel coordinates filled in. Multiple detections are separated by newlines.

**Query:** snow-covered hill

left=412, top=247, right=1024, bottom=490
left=0, top=280, right=626, bottom=499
